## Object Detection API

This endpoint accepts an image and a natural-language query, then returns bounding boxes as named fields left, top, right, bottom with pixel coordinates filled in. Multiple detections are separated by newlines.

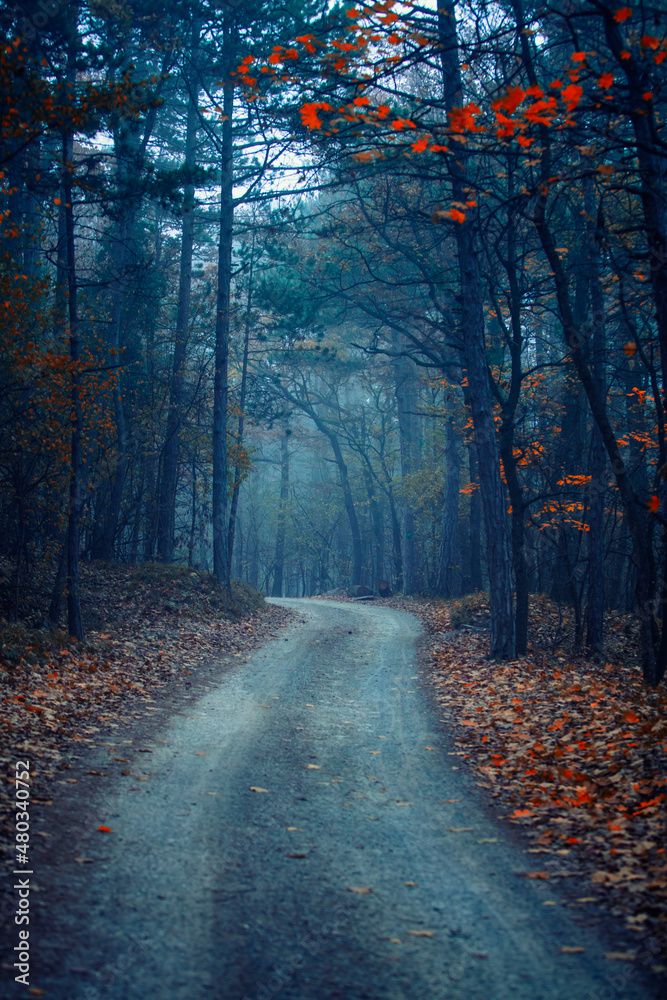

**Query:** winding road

left=19, top=599, right=659, bottom=1000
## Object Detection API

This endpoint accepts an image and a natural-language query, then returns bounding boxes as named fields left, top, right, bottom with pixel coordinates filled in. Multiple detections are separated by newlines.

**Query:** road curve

left=18, top=599, right=658, bottom=1000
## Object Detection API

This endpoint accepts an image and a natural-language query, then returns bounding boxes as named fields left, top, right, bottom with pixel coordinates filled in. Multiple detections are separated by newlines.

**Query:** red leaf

left=647, top=495, right=660, bottom=513
left=561, top=83, right=583, bottom=111
left=449, top=103, right=483, bottom=132
left=614, top=7, right=632, bottom=22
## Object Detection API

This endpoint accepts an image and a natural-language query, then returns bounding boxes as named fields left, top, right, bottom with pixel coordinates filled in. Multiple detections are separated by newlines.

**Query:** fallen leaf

left=306, top=764, right=321, bottom=769
left=347, top=886, right=372, bottom=894
left=561, top=946, right=585, bottom=953
left=98, top=826, right=112, bottom=833
left=407, top=930, right=435, bottom=937
left=404, top=881, right=418, bottom=886
left=477, top=838, right=498, bottom=843
left=74, top=856, right=95, bottom=863
left=249, top=786, right=269, bottom=793
left=86, top=770, right=106, bottom=776
left=285, top=853, right=307, bottom=858
left=604, top=952, right=636, bottom=961
left=286, top=826, right=299, bottom=831
left=449, top=827, right=474, bottom=833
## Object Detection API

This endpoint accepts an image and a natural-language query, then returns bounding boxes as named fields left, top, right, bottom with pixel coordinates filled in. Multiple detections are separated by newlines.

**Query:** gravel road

left=11, top=599, right=660, bottom=1000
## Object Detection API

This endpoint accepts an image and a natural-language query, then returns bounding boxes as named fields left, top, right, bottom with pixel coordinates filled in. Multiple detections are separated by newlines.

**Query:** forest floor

left=0, top=562, right=297, bottom=867
left=318, top=589, right=667, bottom=968
left=1, top=576, right=665, bottom=971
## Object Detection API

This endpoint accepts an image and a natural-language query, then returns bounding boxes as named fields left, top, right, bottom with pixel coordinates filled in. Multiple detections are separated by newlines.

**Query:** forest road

left=21, top=599, right=659, bottom=1000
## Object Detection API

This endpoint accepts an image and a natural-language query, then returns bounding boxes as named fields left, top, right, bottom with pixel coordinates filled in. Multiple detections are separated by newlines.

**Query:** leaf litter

left=314, top=589, right=667, bottom=964
left=0, top=562, right=296, bottom=865
left=411, top=592, right=667, bottom=964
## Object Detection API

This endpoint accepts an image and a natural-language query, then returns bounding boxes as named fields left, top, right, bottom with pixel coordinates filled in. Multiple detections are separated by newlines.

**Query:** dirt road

left=9, top=599, right=659, bottom=999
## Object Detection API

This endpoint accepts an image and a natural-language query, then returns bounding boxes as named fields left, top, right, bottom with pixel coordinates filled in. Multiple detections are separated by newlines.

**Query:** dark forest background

left=1, top=0, right=666, bottom=682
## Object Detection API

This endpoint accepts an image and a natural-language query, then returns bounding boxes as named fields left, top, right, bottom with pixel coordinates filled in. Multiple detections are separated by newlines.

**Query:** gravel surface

left=6, top=599, right=661, bottom=1000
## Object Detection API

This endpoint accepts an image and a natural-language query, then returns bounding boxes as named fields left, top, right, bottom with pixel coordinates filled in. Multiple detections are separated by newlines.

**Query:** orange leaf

left=640, top=35, right=659, bottom=49
left=623, top=341, right=637, bottom=356
left=492, top=86, right=525, bottom=113
left=98, top=825, right=112, bottom=832
left=647, top=495, right=660, bottom=513
left=613, top=7, right=632, bottom=22
left=300, top=102, right=331, bottom=130
left=598, top=73, right=614, bottom=89
left=448, top=208, right=466, bottom=223
left=561, top=83, right=583, bottom=111
left=449, top=102, right=483, bottom=132
left=571, top=51, right=587, bottom=62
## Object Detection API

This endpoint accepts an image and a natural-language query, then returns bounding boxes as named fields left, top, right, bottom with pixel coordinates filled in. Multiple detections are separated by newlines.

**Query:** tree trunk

left=212, top=23, right=234, bottom=590
left=438, top=3, right=515, bottom=658
left=96, top=218, right=129, bottom=560
left=157, top=26, right=200, bottom=563
left=63, top=127, right=84, bottom=640
left=585, top=188, right=606, bottom=659
left=392, top=331, right=420, bottom=593
left=362, top=464, right=384, bottom=585
left=435, top=407, right=461, bottom=597
left=228, top=244, right=254, bottom=566
left=271, top=430, right=290, bottom=597
left=467, top=439, right=483, bottom=591
left=48, top=530, right=68, bottom=626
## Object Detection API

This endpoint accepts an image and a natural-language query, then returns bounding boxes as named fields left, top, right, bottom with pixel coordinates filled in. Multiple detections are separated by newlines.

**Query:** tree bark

left=392, top=331, right=420, bottom=593
left=157, top=25, right=200, bottom=563
left=467, top=439, right=483, bottom=591
left=435, top=406, right=461, bottom=597
left=228, top=243, right=254, bottom=566
left=63, top=128, right=84, bottom=639
left=585, top=188, right=606, bottom=659
left=271, top=430, right=290, bottom=597
left=362, top=464, right=385, bottom=585
left=438, top=3, right=515, bottom=657
left=212, top=20, right=234, bottom=590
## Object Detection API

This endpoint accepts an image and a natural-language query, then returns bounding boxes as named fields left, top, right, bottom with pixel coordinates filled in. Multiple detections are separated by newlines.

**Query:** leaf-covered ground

left=346, top=590, right=666, bottom=968
left=0, top=563, right=295, bottom=866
